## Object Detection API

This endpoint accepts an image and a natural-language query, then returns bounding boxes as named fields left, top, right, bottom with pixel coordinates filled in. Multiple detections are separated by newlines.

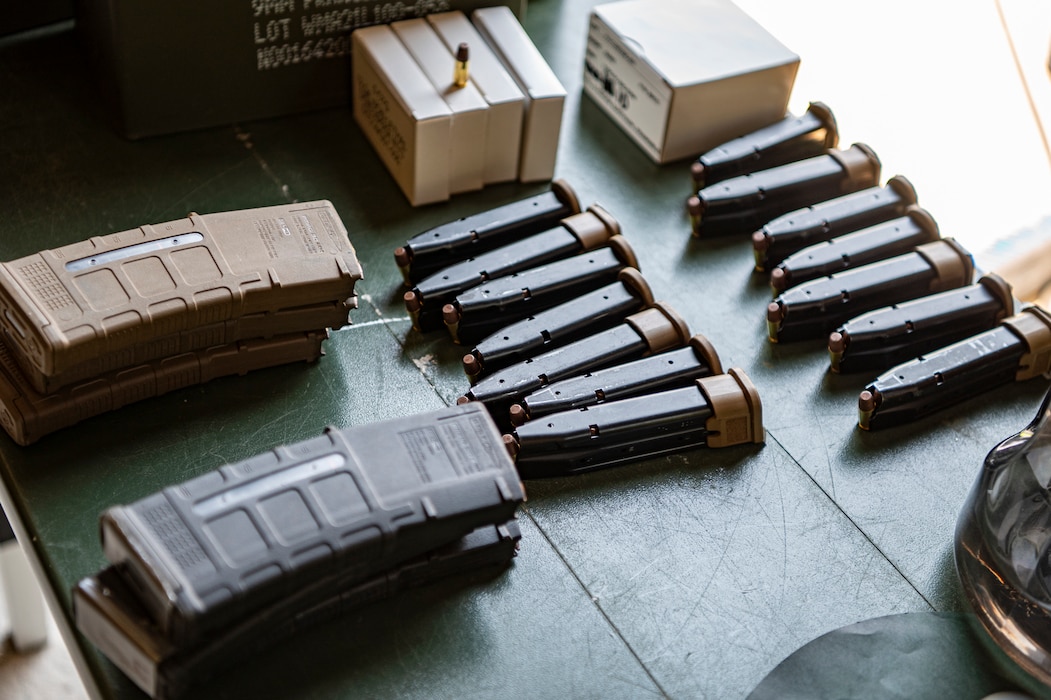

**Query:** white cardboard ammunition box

left=352, top=25, right=452, bottom=206
left=583, top=0, right=800, bottom=164
left=427, top=11, right=525, bottom=184
left=391, top=19, right=489, bottom=195
left=472, top=6, right=566, bottom=183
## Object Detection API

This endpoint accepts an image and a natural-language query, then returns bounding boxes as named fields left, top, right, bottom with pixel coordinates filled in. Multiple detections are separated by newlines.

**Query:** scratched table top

left=2, top=1, right=1051, bottom=698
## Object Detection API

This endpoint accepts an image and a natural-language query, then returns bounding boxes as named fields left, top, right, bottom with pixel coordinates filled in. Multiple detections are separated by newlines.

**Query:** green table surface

left=2, top=1, right=1051, bottom=698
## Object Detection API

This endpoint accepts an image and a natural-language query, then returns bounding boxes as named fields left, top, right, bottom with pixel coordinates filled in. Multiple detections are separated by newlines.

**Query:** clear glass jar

left=956, top=383, right=1051, bottom=687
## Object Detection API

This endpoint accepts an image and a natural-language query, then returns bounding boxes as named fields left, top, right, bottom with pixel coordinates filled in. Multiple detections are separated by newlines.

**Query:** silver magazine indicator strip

left=65, top=233, right=205, bottom=271
left=194, top=453, right=347, bottom=520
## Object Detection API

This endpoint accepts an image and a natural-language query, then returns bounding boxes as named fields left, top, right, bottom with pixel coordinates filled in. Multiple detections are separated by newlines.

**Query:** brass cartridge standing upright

left=454, top=42, right=470, bottom=87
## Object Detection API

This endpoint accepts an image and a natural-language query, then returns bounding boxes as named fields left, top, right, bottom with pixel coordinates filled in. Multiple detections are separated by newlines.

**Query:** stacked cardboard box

left=353, top=8, right=565, bottom=205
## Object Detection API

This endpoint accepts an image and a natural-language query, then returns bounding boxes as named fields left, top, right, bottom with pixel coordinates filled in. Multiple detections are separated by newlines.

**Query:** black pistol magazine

left=767, top=239, right=974, bottom=343
left=858, top=306, right=1051, bottom=430
left=465, top=269, right=654, bottom=378
left=444, top=236, right=639, bottom=345
left=513, top=334, right=722, bottom=423
left=690, top=102, right=838, bottom=190
left=506, top=369, right=763, bottom=478
left=395, top=180, right=580, bottom=284
left=688, top=144, right=880, bottom=237
left=461, top=303, right=691, bottom=421
left=405, top=205, right=620, bottom=331
left=751, top=175, right=917, bottom=271
left=770, top=207, right=940, bottom=292
left=829, top=274, right=1014, bottom=374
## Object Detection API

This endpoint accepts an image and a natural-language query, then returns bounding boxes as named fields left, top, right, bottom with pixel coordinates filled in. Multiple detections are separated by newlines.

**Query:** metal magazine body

left=860, top=306, right=1051, bottom=429
left=693, top=145, right=880, bottom=237
left=769, top=240, right=973, bottom=343
left=514, top=384, right=716, bottom=477
left=772, top=209, right=939, bottom=291
left=511, top=369, right=762, bottom=477
left=464, top=305, right=690, bottom=420
left=861, top=326, right=1026, bottom=429
left=408, top=207, right=619, bottom=331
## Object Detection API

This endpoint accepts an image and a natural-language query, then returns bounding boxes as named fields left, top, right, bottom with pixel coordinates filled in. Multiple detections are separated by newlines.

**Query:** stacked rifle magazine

left=395, top=181, right=765, bottom=478
left=0, top=201, right=363, bottom=445
left=74, top=403, right=525, bottom=699
left=687, top=104, right=1051, bottom=429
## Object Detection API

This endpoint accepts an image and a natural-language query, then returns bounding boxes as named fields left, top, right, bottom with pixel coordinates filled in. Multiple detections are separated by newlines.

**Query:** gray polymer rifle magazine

left=95, top=403, right=525, bottom=648
left=75, top=520, right=521, bottom=698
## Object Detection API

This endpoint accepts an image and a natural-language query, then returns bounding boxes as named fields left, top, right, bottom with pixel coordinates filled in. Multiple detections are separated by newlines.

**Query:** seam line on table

left=367, top=274, right=935, bottom=678
left=763, top=429, right=937, bottom=612
left=372, top=304, right=668, bottom=694
left=363, top=293, right=455, bottom=407
left=233, top=124, right=296, bottom=202
left=520, top=504, right=670, bottom=699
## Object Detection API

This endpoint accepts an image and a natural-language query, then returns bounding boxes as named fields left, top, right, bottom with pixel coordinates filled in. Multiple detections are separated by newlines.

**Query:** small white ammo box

left=583, top=0, right=800, bottom=164
left=353, top=10, right=566, bottom=205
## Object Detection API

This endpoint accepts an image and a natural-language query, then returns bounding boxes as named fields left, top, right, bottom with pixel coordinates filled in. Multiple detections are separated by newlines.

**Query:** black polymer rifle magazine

left=97, top=403, right=525, bottom=648
left=75, top=521, right=521, bottom=699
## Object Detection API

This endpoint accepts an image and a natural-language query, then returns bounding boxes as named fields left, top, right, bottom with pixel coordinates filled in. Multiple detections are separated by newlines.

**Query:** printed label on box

left=252, top=0, right=458, bottom=72
left=583, top=14, right=672, bottom=162
left=355, top=65, right=410, bottom=170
